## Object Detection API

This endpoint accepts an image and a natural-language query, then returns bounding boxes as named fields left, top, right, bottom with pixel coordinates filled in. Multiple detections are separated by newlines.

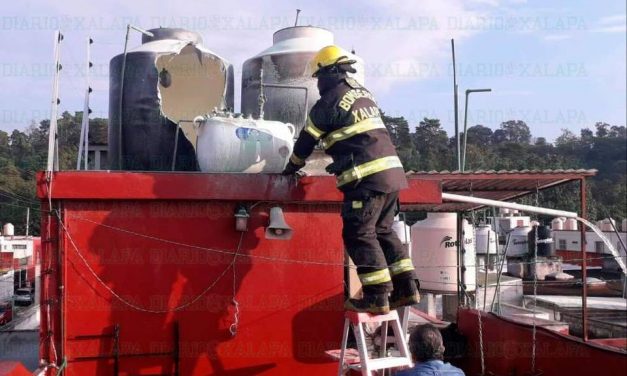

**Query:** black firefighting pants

left=341, top=189, right=416, bottom=295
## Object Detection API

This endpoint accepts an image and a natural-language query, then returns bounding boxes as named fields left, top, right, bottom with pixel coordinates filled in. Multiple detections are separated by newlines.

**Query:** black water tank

left=528, top=225, right=554, bottom=257
left=108, top=28, right=234, bottom=171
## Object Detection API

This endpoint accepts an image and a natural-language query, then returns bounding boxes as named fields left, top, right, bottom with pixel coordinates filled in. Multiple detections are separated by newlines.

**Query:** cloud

left=591, top=14, right=626, bottom=33
left=598, top=14, right=626, bottom=25
left=24, top=0, right=500, bottom=97
left=543, top=34, right=571, bottom=41
left=591, top=25, right=627, bottom=33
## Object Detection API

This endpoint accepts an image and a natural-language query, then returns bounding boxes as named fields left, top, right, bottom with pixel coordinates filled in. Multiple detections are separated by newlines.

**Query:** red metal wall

left=61, top=200, right=346, bottom=375
left=556, top=250, right=603, bottom=267
left=37, top=172, right=442, bottom=375
left=457, top=309, right=627, bottom=375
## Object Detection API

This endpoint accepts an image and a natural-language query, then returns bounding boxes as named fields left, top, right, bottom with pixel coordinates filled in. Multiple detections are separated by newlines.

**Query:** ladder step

left=347, top=356, right=412, bottom=371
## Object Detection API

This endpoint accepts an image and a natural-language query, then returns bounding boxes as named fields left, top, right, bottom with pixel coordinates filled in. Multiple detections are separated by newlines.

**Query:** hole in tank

left=155, top=45, right=227, bottom=149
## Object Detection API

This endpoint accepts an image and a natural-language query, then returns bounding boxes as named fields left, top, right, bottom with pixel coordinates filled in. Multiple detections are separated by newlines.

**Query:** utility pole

left=25, top=207, right=30, bottom=236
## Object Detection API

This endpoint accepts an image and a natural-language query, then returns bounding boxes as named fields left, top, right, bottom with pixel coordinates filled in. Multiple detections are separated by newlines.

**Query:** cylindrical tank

left=392, top=216, right=411, bottom=245
left=194, top=114, right=295, bottom=173
left=2, top=223, right=14, bottom=236
left=241, top=26, right=365, bottom=135
left=551, top=217, right=564, bottom=230
left=600, top=218, right=617, bottom=232
left=528, top=225, right=554, bottom=257
left=475, top=225, right=497, bottom=255
left=410, top=213, right=475, bottom=293
left=564, top=218, right=578, bottom=231
left=392, top=215, right=412, bottom=258
left=508, top=226, right=531, bottom=257
left=108, top=27, right=234, bottom=171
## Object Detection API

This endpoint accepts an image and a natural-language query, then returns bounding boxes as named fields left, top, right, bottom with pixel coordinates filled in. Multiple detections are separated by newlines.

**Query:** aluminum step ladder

left=336, top=310, right=412, bottom=375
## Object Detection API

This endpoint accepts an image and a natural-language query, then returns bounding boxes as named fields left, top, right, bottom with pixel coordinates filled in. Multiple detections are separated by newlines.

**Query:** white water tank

left=551, top=217, right=564, bottom=230
left=410, top=213, right=476, bottom=293
left=2, top=223, right=14, bottom=236
left=508, top=226, right=531, bottom=257
left=392, top=216, right=411, bottom=245
left=475, top=225, right=496, bottom=255
left=564, top=218, right=578, bottom=231
left=600, top=218, right=616, bottom=232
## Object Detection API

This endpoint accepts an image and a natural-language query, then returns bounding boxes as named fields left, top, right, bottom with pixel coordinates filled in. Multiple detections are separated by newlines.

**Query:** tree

left=381, top=113, right=417, bottom=170
left=413, top=118, right=452, bottom=171
left=465, top=124, right=493, bottom=146
left=498, top=120, right=531, bottom=144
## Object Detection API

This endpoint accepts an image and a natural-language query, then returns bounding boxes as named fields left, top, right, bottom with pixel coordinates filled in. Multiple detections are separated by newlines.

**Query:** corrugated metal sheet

left=404, top=169, right=596, bottom=212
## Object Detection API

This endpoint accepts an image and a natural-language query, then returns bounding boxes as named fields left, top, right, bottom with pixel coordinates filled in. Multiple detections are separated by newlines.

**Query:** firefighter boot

left=390, top=278, right=420, bottom=309
left=344, top=293, right=390, bottom=314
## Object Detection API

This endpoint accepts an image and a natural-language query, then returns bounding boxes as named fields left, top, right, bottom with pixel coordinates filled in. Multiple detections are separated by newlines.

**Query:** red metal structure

left=36, top=172, right=441, bottom=375
left=35, top=169, right=626, bottom=375
left=457, top=309, right=627, bottom=375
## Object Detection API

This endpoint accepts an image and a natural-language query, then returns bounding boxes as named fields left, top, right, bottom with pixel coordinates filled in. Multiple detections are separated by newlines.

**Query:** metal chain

left=229, top=232, right=245, bottom=337
left=477, top=308, right=485, bottom=375
left=531, top=184, right=539, bottom=374
left=468, top=182, right=485, bottom=375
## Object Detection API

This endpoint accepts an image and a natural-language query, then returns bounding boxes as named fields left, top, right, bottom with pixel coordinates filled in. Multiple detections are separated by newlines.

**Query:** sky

left=0, top=0, right=625, bottom=141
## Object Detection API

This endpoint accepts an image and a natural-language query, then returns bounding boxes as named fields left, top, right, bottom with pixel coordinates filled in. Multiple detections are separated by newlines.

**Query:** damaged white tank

left=108, top=28, right=234, bottom=171
left=241, top=26, right=364, bottom=135
left=194, top=114, right=295, bottom=173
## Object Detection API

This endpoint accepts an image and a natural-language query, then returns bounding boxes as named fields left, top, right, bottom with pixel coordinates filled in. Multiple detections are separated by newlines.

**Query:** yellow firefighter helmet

left=306, top=45, right=357, bottom=77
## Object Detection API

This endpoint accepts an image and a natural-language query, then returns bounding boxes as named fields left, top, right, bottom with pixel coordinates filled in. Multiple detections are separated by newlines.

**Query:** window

left=595, top=241, right=604, bottom=253
left=12, top=244, right=27, bottom=250
left=558, top=239, right=567, bottom=250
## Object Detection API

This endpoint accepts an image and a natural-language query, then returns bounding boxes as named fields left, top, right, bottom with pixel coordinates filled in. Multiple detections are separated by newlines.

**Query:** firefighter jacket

left=289, top=77, right=408, bottom=193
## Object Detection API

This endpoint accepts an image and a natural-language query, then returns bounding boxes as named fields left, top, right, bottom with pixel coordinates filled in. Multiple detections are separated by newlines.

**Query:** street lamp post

left=462, top=88, right=492, bottom=172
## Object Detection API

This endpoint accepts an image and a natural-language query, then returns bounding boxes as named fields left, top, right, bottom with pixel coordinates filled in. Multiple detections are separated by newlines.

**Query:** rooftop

left=405, top=169, right=597, bottom=212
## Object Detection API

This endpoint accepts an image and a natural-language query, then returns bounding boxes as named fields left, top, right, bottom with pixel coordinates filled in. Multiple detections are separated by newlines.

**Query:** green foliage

left=1, top=110, right=625, bottom=235
left=0, top=112, right=107, bottom=236
left=381, top=114, right=626, bottom=221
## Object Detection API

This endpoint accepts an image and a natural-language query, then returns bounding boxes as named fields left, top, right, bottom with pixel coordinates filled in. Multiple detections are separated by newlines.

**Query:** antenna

left=294, top=9, right=301, bottom=26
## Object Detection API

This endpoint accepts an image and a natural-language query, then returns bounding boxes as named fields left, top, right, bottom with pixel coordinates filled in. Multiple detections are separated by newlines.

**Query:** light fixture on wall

left=234, top=205, right=250, bottom=232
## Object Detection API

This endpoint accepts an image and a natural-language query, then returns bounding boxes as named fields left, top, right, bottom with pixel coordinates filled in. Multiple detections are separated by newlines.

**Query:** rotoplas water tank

left=564, top=217, right=578, bottom=231
left=527, top=225, right=554, bottom=257
left=2, top=223, right=14, bottom=237
left=551, top=217, right=564, bottom=230
left=108, top=28, right=234, bottom=171
left=600, top=218, right=617, bottom=232
left=241, top=26, right=364, bottom=135
left=507, top=226, right=531, bottom=257
left=410, top=213, right=475, bottom=293
left=475, top=225, right=496, bottom=255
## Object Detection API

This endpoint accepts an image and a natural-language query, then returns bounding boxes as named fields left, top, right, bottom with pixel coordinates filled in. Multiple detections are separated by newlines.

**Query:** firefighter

left=282, top=45, right=419, bottom=314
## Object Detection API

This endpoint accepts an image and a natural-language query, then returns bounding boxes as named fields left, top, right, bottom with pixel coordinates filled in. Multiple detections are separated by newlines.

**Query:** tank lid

left=272, top=26, right=333, bottom=45
left=143, top=28, right=203, bottom=44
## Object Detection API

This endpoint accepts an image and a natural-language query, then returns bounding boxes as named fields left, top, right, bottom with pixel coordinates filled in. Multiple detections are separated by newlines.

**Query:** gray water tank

left=241, top=26, right=364, bottom=135
left=108, top=28, right=234, bottom=171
